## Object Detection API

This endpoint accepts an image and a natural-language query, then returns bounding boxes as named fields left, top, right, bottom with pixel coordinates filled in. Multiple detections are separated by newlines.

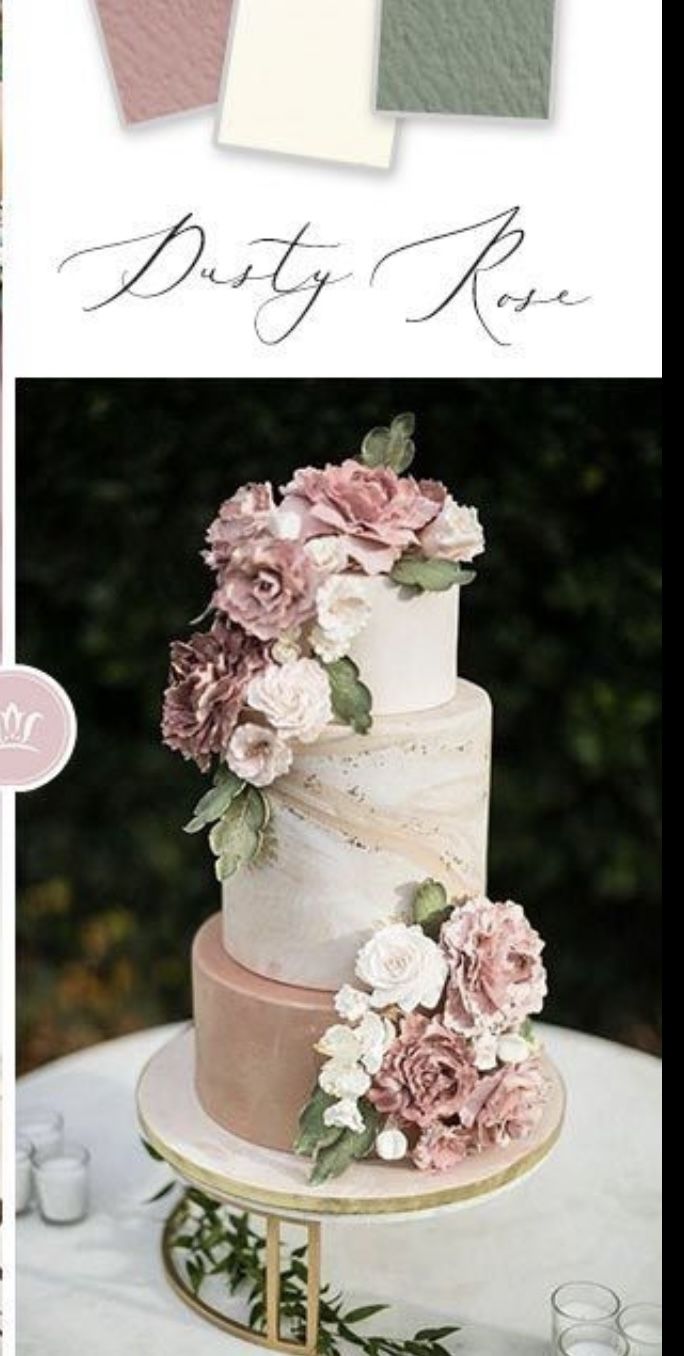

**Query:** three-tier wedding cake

left=162, top=414, right=550, bottom=1184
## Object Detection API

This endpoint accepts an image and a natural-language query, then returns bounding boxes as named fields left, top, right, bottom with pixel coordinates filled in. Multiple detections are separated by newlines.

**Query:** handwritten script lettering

left=58, top=208, right=590, bottom=349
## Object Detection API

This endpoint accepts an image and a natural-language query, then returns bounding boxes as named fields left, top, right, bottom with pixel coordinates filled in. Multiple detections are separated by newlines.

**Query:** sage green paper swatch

left=376, top=0, right=556, bottom=118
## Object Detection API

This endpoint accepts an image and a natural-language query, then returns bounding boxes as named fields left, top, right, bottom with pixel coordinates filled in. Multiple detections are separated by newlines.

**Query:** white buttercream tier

left=222, top=678, right=492, bottom=991
left=347, top=576, right=460, bottom=716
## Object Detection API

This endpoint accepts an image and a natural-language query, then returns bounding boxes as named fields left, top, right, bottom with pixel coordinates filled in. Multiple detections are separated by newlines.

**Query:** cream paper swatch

left=217, top=0, right=396, bottom=168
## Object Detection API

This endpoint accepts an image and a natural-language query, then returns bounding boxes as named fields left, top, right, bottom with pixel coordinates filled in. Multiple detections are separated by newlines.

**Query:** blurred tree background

left=16, top=379, right=661, bottom=1070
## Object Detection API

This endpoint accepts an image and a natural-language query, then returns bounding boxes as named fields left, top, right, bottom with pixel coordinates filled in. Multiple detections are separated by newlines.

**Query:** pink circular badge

left=0, top=666, right=77, bottom=792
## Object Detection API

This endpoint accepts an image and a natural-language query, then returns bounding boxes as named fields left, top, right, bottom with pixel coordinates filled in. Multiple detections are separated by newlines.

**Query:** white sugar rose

left=319, top=1060, right=371, bottom=1100
left=323, top=1099, right=365, bottom=1135
left=419, top=497, right=485, bottom=563
left=356, top=1011, right=396, bottom=1075
left=226, top=722, right=292, bottom=787
left=334, top=985, right=371, bottom=1023
left=311, top=574, right=373, bottom=662
left=355, top=923, right=448, bottom=1014
left=304, top=536, right=349, bottom=575
left=247, top=658, right=332, bottom=743
left=315, top=1024, right=362, bottom=1063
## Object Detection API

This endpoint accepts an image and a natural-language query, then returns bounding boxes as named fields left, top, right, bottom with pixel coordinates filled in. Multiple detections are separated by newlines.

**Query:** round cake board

left=137, top=1024, right=566, bottom=1224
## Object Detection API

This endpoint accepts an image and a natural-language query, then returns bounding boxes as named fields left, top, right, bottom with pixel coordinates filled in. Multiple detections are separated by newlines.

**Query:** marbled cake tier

left=222, top=678, right=492, bottom=991
left=193, top=913, right=334, bottom=1151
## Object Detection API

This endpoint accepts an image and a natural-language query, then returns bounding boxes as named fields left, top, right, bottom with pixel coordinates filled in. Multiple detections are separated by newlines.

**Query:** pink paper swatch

left=93, top=0, right=233, bottom=124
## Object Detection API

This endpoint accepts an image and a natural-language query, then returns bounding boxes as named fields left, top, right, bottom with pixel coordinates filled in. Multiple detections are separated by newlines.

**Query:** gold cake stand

left=137, top=1025, right=565, bottom=1353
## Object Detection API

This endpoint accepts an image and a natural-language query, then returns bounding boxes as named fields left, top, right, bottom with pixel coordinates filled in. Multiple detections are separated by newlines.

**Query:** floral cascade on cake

left=161, top=414, right=484, bottom=882
left=295, top=880, right=549, bottom=1182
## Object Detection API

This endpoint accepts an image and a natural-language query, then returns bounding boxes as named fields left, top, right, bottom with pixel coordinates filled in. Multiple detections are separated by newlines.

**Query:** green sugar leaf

left=412, top=879, right=449, bottom=929
left=359, top=412, right=416, bottom=473
left=323, top=657, right=373, bottom=735
left=183, top=771, right=245, bottom=833
left=310, top=1102, right=380, bottom=1184
left=294, top=1086, right=339, bottom=1157
left=390, top=555, right=476, bottom=593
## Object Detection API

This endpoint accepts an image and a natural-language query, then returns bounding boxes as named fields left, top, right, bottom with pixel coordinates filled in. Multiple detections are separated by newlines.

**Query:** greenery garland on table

left=158, top=1180, right=459, bottom=1355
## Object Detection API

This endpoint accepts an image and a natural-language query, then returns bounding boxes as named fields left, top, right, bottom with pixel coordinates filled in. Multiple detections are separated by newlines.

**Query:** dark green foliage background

left=16, top=380, right=661, bottom=1068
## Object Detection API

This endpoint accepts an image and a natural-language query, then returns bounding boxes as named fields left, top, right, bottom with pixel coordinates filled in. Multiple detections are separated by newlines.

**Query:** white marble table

left=17, top=1023, right=662, bottom=1355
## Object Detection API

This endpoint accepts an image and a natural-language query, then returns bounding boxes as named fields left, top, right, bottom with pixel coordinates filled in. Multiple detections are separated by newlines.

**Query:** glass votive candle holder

left=617, top=1303, right=662, bottom=1355
left=552, top=1283, right=621, bottom=1341
left=558, top=1324, right=629, bottom=1355
left=32, top=1142, right=90, bottom=1225
left=16, top=1135, right=34, bottom=1215
left=17, top=1108, right=64, bottom=1156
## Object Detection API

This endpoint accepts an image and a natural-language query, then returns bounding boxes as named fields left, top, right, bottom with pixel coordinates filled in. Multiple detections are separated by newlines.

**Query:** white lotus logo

left=0, top=702, right=43, bottom=752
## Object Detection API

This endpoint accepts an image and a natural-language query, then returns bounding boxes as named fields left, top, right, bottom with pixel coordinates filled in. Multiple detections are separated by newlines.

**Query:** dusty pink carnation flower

left=161, top=620, right=267, bottom=772
left=214, top=536, right=317, bottom=642
left=281, top=460, right=440, bottom=574
left=369, top=1013, right=478, bottom=1129
left=412, top=1122, right=474, bottom=1172
left=442, top=898, right=547, bottom=1037
left=204, top=483, right=275, bottom=569
left=460, top=1058, right=547, bottom=1148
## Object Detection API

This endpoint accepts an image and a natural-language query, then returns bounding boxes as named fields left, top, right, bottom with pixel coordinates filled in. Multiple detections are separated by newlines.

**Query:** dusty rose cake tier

left=193, top=913, right=334, bottom=1151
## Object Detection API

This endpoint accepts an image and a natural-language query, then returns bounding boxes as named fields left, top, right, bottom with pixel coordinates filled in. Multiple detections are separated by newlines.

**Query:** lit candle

left=558, top=1324, right=628, bottom=1356
left=18, top=1109, right=64, bottom=1156
left=33, top=1143, right=90, bottom=1225
left=16, top=1136, right=34, bottom=1214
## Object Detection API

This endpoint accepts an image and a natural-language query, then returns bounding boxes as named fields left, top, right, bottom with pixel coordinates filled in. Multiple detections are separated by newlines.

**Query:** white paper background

left=3, top=0, right=662, bottom=377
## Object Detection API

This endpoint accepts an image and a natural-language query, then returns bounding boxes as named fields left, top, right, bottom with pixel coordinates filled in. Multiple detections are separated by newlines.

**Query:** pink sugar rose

left=441, top=898, right=547, bottom=1037
left=213, top=535, right=318, bottom=642
left=368, top=1013, right=479, bottom=1129
left=161, top=620, right=267, bottom=773
left=412, top=1122, right=474, bottom=1172
left=281, top=460, right=440, bottom=574
left=204, top=483, right=275, bottom=569
left=460, top=1058, right=547, bottom=1148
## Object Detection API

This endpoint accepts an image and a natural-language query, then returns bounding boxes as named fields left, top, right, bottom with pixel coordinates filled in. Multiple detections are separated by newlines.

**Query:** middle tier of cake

left=222, top=678, right=492, bottom=992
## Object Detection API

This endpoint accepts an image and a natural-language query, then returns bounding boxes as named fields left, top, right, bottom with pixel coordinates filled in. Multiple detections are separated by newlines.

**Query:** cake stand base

left=161, top=1194, right=321, bottom=1353
left=139, top=1025, right=565, bottom=1351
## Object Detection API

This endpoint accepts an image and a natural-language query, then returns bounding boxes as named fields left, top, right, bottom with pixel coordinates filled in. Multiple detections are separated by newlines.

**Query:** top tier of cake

left=346, top=576, right=461, bottom=715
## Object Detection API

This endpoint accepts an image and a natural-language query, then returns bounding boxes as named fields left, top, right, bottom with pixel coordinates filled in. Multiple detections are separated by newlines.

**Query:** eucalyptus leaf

left=323, top=657, right=372, bottom=735
left=310, top=1101, right=379, bottom=1184
left=360, top=426, right=392, bottom=468
left=412, top=879, right=448, bottom=928
left=390, top=555, right=476, bottom=593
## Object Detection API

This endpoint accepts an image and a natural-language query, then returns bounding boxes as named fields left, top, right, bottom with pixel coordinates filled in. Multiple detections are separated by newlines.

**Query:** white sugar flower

left=226, top=722, right=292, bottom=788
left=315, top=1024, right=362, bottom=1063
left=247, top=659, right=332, bottom=743
left=269, top=506, right=303, bottom=541
left=334, top=985, right=371, bottom=1023
left=471, top=1030, right=499, bottom=1071
left=355, top=923, right=448, bottom=1014
left=318, top=1060, right=371, bottom=1101
left=496, top=1033, right=532, bottom=1065
left=304, top=536, right=350, bottom=575
left=271, top=630, right=302, bottom=665
left=323, top=1099, right=365, bottom=1135
left=420, top=497, right=485, bottom=563
left=311, top=574, right=373, bottom=663
left=356, top=1011, right=395, bottom=1075
left=375, top=1127, right=409, bottom=1162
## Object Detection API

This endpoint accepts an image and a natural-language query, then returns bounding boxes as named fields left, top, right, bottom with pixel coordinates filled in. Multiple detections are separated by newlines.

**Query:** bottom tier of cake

left=193, top=913, right=334, bottom=1151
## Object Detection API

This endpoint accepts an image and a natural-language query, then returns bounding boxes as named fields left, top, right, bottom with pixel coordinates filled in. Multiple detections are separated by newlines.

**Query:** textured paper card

left=377, top=0, right=556, bottom=119
left=94, top=0, right=233, bottom=124
left=218, top=0, right=396, bottom=168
